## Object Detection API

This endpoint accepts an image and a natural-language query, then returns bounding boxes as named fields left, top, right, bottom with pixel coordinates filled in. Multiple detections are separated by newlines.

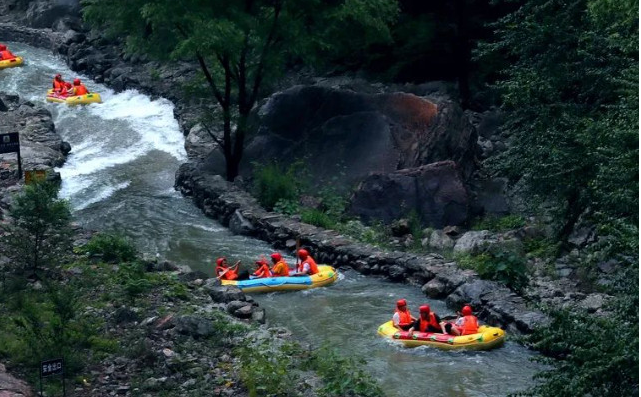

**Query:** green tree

left=1, top=181, right=73, bottom=276
left=478, top=0, right=638, bottom=244
left=82, top=0, right=398, bottom=181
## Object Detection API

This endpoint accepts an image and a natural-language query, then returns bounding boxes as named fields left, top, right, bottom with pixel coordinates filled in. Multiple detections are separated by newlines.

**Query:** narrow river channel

left=1, top=42, right=543, bottom=396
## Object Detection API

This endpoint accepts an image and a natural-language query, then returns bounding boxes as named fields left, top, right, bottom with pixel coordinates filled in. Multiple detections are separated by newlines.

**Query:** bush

left=83, top=232, right=137, bottom=263
left=1, top=181, right=73, bottom=275
left=472, top=214, right=527, bottom=232
left=304, top=344, right=384, bottom=397
left=237, top=342, right=296, bottom=397
left=514, top=265, right=638, bottom=397
left=253, top=162, right=302, bottom=211
left=301, top=208, right=335, bottom=229
left=456, top=248, right=529, bottom=293
left=336, top=220, right=389, bottom=247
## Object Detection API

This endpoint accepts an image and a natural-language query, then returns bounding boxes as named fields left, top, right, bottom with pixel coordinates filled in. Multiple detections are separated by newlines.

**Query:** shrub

left=1, top=181, right=73, bottom=275
left=252, top=162, right=302, bottom=210
left=304, top=344, right=384, bottom=397
left=336, top=220, right=390, bottom=247
left=301, top=208, right=335, bottom=229
left=472, top=214, right=527, bottom=232
left=115, top=262, right=152, bottom=299
left=456, top=248, right=529, bottom=293
left=237, top=342, right=296, bottom=397
left=83, top=232, right=137, bottom=263
left=514, top=265, right=638, bottom=397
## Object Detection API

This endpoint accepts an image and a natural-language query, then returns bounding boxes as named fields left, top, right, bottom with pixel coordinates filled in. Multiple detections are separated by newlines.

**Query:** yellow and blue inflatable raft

left=221, top=265, right=337, bottom=293
left=46, top=88, right=102, bottom=105
left=377, top=321, right=505, bottom=351
left=0, top=56, right=23, bottom=69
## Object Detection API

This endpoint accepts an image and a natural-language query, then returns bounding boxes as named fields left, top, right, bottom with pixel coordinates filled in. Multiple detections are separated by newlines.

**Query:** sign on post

left=0, top=132, right=21, bottom=179
left=39, top=358, right=65, bottom=396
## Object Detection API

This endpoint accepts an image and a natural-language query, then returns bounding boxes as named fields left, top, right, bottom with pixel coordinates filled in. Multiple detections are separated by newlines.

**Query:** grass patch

left=472, top=214, right=527, bottom=232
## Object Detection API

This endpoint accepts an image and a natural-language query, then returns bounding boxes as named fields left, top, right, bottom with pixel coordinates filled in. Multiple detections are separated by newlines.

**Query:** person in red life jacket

left=392, top=299, right=417, bottom=331
left=442, top=305, right=479, bottom=336
left=70, top=78, right=89, bottom=96
left=0, top=44, right=16, bottom=60
left=408, top=304, right=442, bottom=335
left=269, top=252, right=290, bottom=277
left=251, top=258, right=272, bottom=278
left=56, top=82, right=72, bottom=98
left=215, top=257, right=240, bottom=280
left=52, top=74, right=66, bottom=93
left=294, top=248, right=319, bottom=275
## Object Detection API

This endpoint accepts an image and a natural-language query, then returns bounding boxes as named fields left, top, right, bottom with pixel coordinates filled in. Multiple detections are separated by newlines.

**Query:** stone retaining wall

left=176, top=163, right=548, bottom=334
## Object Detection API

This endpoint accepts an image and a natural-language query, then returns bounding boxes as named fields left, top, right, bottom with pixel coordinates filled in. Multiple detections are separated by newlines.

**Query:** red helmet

left=270, top=253, right=282, bottom=262
left=65, top=82, right=72, bottom=88
left=73, top=78, right=81, bottom=85
left=216, top=257, right=226, bottom=266
left=255, top=259, right=268, bottom=266
left=461, top=305, right=473, bottom=316
left=0, top=45, right=6, bottom=51
left=297, top=249, right=308, bottom=259
left=396, top=299, right=407, bottom=307
left=419, top=305, right=431, bottom=314
left=55, top=74, right=62, bottom=80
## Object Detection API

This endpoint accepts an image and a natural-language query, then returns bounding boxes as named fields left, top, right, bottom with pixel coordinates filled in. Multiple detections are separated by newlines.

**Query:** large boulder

left=25, top=0, right=80, bottom=29
left=0, top=362, right=33, bottom=397
left=201, top=84, right=478, bottom=187
left=348, top=161, right=469, bottom=228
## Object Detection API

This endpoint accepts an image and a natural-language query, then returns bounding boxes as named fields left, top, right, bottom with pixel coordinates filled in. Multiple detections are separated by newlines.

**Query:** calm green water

left=1, top=42, right=543, bottom=396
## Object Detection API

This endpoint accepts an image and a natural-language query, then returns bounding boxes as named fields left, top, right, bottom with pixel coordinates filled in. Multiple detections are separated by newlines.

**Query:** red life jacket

left=73, top=84, right=88, bottom=96
left=216, top=265, right=238, bottom=280
left=53, top=79, right=64, bottom=91
left=418, top=312, right=440, bottom=332
left=395, top=308, right=413, bottom=327
left=271, top=260, right=290, bottom=277
left=297, top=256, right=319, bottom=275
left=460, top=315, right=479, bottom=335
left=253, top=262, right=272, bottom=278
left=0, top=50, right=15, bottom=60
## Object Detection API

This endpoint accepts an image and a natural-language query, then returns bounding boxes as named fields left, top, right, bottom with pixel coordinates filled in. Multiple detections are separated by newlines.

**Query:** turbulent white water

left=0, top=41, right=543, bottom=397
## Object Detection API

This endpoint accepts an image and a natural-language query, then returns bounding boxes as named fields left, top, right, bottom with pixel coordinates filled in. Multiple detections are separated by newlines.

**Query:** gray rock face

left=349, top=161, right=469, bottom=227
left=26, top=0, right=80, bottom=29
left=204, top=85, right=477, bottom=187
left=228, top=209, right=256, bottom=236
left=0, top=94, right=69, bottom=169
left=0, top=362, right=33, bottom=397
left=453, top=230, right=496, bottom=254
left=174, top=315, right=215, bottom=338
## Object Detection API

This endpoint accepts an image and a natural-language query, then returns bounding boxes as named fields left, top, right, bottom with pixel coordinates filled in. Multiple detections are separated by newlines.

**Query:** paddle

left=216, top=260, right=241, bottom=280
left=294, top=237, right=300, bottom=274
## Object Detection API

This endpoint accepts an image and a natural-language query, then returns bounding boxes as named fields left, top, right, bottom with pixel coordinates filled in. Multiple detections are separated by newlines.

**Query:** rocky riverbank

left=0, top=11, right=606, bottom=333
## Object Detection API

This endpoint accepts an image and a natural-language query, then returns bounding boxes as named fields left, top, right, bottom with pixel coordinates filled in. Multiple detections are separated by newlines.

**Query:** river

left=1, top=42, right=543, bottom=396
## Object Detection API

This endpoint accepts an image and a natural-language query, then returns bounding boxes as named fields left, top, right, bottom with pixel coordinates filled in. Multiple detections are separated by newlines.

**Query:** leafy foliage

left=83, top=232, right=137, bottom=263
left=478, top=0, right=638, bottom=245
left=472, top=214, right=526, bottom=232
left=0, top=181, right=72, bottom=274
left=456, top=247, right=529, bottom=293
left=252, top=161, right=302, bottom=211
left=514, top=265, right=638, bottom=397
left=304, top=344, right=384, bottom=397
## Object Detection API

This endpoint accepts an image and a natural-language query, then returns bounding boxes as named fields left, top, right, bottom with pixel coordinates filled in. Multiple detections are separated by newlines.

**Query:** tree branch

left=247, top=2, right=282, bottom=110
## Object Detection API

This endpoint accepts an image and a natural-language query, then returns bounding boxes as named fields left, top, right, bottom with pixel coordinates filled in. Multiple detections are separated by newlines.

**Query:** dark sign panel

left=0, top=132, right=20, bottom=154
left=40, top=358, right=64, bottom=378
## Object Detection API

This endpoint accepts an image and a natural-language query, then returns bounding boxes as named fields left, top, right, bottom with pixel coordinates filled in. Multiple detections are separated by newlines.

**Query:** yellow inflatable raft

left=221, top=265, right=338, bottom=293
left=377, top=320, right=505, bottom=351
left=46, top=88, right=102, bottom=105
left=0, top=56, right=24, bottom=69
